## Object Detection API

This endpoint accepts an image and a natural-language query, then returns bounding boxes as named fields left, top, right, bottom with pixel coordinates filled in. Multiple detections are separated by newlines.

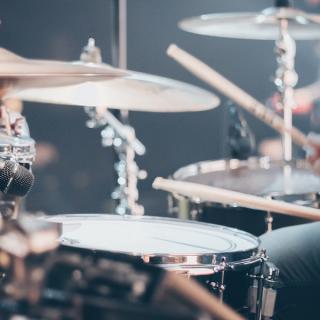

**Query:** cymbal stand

left=111, top=0, right=128, bottom=124
left=86, top=107, right=146, bottom=215
left=81, top=39, right=146, bottom=215
left=274, top=13, right=298, bottom=162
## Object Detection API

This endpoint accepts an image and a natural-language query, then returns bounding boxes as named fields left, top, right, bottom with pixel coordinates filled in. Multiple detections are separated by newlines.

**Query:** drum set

left=1, top=1, right=320, bottom=319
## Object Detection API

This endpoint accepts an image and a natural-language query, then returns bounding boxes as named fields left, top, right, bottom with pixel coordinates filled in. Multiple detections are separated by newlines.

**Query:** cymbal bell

left=179, top=7, right=320, bottom=40
left=6, top=70, right=220, bottom=112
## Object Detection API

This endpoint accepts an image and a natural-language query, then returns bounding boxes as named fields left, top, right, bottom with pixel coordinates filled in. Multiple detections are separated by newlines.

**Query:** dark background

left=0, top=0, right=319, bottom=215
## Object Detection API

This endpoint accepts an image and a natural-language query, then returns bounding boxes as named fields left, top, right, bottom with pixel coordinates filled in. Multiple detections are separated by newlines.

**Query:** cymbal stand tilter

left=81, top=39, right=146, bottom=215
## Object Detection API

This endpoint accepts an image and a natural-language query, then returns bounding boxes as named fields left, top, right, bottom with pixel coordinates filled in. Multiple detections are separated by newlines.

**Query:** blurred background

left=0, top=0, right=319, bottom=215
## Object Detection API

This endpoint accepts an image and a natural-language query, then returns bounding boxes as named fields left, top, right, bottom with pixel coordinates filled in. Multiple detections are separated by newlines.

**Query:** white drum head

left=46, top=214, right=259, bottom=265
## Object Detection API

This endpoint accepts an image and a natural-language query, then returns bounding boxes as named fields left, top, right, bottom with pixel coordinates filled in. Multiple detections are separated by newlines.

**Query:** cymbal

left=0, top=48, right=127, bottom=94
left=6, top=70, right=220, bottom=112
left=179, top=7, right=320, bottom=40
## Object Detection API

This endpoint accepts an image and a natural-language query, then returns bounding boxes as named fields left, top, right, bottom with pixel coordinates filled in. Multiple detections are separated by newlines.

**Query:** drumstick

left=167, top=44, right=309, bottom=148
left=153, top=177, right=320, bottom=221
left=163, top=273, right=245, bottom=320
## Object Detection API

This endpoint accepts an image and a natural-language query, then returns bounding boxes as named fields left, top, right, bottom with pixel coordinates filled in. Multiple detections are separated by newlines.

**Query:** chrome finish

left=0, top=134, right=35, bottom=165
left=44, top=214, right=270, bottom=316
left=247, top=257, right=279, bottom=320
left=81, top=39, right=145, bottom=215
left=0, top=109, right=35, bottom=220
left=44, top=214, right=260, bottom=268
left=274, top=18, right=298, bottom=161
left=111, top=0, right=127, bottom=69
left=171, top=158, right=320, bottom=232
left=172, top=157, right=320, bottom=199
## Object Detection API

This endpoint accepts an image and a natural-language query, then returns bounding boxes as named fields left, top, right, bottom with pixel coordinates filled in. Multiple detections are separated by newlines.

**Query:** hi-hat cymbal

left=6, top=70, right=220, bottom=112
left=179, top=7, right=320, bottom=40
left=0, top=48, right=127, bottom=94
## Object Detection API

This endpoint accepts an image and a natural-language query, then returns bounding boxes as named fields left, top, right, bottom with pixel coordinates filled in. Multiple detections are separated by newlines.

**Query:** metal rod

left=274, top=18, right=298, bottom=161
left=111, top=0, right=129, bottom=121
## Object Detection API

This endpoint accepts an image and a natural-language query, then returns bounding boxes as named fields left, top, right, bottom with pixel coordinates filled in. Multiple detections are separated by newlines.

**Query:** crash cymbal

left=6, top=70, right=220, bottom=112
left=0, top=48, right=127, bottom=95
left=179, top=7, right=320, bottom=40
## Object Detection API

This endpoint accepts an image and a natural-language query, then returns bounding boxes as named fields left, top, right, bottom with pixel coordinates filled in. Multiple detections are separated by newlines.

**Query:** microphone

left=0, top=159, right=34, bottom=196
left=228, top=103, right=256, bottom=160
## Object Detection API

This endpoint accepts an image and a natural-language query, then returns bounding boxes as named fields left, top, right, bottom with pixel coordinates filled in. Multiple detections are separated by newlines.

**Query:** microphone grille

left=0, top=160, right=34, bottom=196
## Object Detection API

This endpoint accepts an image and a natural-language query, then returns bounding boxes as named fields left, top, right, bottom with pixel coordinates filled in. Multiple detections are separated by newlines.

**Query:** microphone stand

left=0, top=99, right=35, bottom=221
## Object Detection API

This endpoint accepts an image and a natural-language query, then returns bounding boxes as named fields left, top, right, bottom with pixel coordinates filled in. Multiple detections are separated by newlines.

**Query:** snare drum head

left=45, top=214, right=259, bottom=264
left=173, top=158, right=320, bottom=196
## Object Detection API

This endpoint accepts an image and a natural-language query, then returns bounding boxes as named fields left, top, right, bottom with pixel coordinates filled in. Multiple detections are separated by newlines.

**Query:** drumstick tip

left=152, top=177, right=164, bottom=189
left=166, top=44, right=178, bottom=56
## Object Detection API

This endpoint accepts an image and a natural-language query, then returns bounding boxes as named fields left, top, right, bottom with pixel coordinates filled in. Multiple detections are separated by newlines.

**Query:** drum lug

left=209, top=257, right=227, bottom=301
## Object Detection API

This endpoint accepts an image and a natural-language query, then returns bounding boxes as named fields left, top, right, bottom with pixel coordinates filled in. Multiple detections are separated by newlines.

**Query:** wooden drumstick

left=153, top=177, right=320, bottom=221
left=163, top=273, right=245, bottom=320
left=167, top=44, right=309, bottom=148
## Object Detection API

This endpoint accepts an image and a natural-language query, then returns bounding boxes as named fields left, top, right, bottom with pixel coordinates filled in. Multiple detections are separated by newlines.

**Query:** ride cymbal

left=179, top=7, right=320, bottom=40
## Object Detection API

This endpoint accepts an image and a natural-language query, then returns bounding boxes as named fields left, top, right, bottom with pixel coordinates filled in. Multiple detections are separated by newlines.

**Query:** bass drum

left=170, top=157, right=320, bottom=236
left=45, top=214, right=270, bottom=316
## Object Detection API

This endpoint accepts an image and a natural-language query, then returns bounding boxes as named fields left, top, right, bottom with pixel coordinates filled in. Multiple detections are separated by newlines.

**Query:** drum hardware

left=208, top=257, right=227, bottom=302
left=265, top=192, right=320, bottom=232
left=265, top=210, right=274, bottom=233
left=0, top=42, right=218, bottom=112
left=111, top=0, right=129, bottom=126
left=81, top=39, right=146, bottom=215
left=177, top=3, right=320, bottom=160
left=154, top=176, right=320, bottom=221
left=178, top=5, right=320, bottom=40
left=44, top=214, right=276, bottom=317
left=0, top=216, right=244, bottom=320
left=274, top=5, right=298, bottom=161
left=168, top=158, right=320, bottom=234
left=247, top=255, right=279, bottom=320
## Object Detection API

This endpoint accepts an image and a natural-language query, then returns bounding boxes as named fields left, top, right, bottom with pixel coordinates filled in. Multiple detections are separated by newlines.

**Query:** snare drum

left=171, top=157, right=320, bottom=235
left=45, top=214, right=272, bottom=315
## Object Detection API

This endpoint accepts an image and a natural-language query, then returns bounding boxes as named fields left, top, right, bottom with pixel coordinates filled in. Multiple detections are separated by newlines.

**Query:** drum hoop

left=45, top=214, right=260, bottom=265
left=171, top=157, right=320, bottom=204
left=172, top=157, right=313, bottom=181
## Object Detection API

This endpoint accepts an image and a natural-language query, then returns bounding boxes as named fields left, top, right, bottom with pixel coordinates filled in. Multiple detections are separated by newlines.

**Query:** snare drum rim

left=44, top=213, right=260, bottom=266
